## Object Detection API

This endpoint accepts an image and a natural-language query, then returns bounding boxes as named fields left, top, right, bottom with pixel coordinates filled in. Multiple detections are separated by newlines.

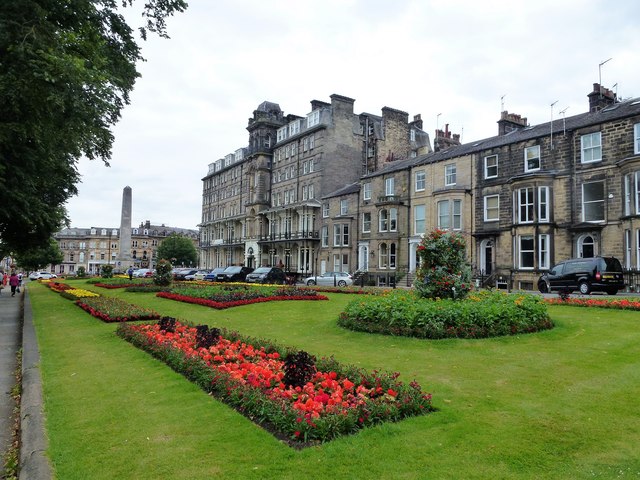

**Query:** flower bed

left=76, top=296, right=161, bottom=322
left=338, top=290, right=553, bottom=339
left=544, top=296, right=640, bottom=310
left=157, top=285, right=329, bottom=309
left=116, top=319, right=433, bottom=445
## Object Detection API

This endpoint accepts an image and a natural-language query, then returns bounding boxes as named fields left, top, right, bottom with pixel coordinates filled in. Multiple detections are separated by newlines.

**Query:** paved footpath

left=0, top=284, right=52, bottom=479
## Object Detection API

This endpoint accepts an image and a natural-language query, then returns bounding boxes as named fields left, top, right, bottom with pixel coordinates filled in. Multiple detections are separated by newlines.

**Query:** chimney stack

left=497, top=111, right=528, bottom=136
left=588, top=83, right=617, bottom=112
left=434, top=124, right=461, bottom=152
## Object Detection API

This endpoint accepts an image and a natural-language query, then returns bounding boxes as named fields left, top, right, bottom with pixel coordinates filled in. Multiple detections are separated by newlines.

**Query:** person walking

left=9, top=272, right=19, bottom=297
left=127, top=266, right=134, bottom=281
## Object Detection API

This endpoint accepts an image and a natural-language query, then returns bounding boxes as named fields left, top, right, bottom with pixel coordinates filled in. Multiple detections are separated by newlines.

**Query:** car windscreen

left=252, top=267, right=270, bottom=274
left=224, top=267, right=241, bottom=273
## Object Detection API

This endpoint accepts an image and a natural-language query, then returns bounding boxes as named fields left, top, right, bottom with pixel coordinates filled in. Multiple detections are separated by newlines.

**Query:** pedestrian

left=9, top=272, right=20, bottom=297
left=127, top=266, right=134, bottom=280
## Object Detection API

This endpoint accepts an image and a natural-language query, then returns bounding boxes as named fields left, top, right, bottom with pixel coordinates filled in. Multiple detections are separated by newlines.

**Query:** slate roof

left=322, top=182, right=361, bottom=199
left=412, top=96, right=640, bottom=167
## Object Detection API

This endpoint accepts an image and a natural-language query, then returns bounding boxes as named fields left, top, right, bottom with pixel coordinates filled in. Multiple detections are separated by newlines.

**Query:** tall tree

left=15, top=238, right=63, bottom=272
left=0, top=0, right=187, bottom=255
left=156, top=233, right=198, bottom=267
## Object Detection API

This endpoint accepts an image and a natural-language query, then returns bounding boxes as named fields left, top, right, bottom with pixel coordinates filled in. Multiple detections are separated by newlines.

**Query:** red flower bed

left=94, top=282, right=137, bottom=289
left=47, top=282, right=72, bottom=292
left=117, top=320, right=433, bottom=445
left=544, top=296, right=640, bottom=310
left=156, top=291, right=329, bottom=309
left=76, top=297, right=161, bottom=323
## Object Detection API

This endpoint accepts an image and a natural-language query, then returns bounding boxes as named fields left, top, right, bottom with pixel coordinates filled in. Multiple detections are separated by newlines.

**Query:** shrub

left=413, top=229, right=472, bottom=300
left=76, top=266, right=86, bottom=278
left=338, top=290, right=553, bottom=339
left=154, top=259, right=173, bottom=286
left=100, top=264, right=114, bottom=278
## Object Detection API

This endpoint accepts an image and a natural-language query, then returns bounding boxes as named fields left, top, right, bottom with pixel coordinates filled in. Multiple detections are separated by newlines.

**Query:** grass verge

left=30, top=281, right=640, bottom=479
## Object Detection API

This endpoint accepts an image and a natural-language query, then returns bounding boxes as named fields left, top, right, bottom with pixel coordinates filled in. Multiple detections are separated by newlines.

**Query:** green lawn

left=29, top=281, right=640, bottom=479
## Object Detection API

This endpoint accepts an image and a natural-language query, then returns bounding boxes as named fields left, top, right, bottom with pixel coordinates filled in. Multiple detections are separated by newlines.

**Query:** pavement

left=0, top=284, right=52, bottom=479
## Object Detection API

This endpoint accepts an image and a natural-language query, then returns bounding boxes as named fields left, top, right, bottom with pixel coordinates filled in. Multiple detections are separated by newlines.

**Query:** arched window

left=389, top=208, right=398, bottom=232
left=379, top=243, right=388, bottom=268
left=389, top=243, right=396, bottom=268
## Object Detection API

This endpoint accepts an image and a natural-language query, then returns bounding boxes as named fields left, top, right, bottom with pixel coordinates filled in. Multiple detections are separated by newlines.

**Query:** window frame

left=414, top=204, right=425, bottom=235
left=340, top=199, right=348, bottom=216
left=524, top=145, right=541, bottom=172
left=379, top=209, right=388, bottom=232
left=414, top=170, right=426, bottom=192
left=445, top=164, right=457, bottom=186
left=484, top=194, right=500, bottom=222
left=519, top=235, right=535, bottom=270
left=484, top=154, right=498, bottom=179
left=362, top=212, right=371, bottom=233
left=582, top=181, right=605, bottom=222
left=385, top=177, right=395, bottom=196
left=635, top=123, right=640, bottom=155
left=581, top=131, right=602, bottom=163
left=539, top=234, right=550, bottom=270
left=307, top=110, right=320, bottom=128
left=322, top=203, right=329, bottom=218
left=363, top=182, right=371, bottom=200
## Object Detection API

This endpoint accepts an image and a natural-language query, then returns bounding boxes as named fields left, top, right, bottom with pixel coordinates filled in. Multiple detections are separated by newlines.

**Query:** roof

left=412, top=96, right=640, bottom=166
left=322, top=182, right=360, bottom=199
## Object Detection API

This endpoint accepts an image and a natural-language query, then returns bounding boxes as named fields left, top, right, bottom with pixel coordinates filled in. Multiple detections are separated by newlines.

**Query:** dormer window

left=307, top=110, right=320, bottom=128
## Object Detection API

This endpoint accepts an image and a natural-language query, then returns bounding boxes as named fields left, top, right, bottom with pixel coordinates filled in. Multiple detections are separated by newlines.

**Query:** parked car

left=203, top=268, right=226, bottom=281
left=186, top=270, right=210, bottom=281
left=133, top=268, right=153, bottom=278
left=173, top=268, right=198, bottom=280
left=245, top=267, right=287, bottom=284
left=538, top=256, right=625, bottom=295
left=29, top=272, right=57, bottom=280
left=215, top=266, right=254, bottom=282
left=303, top=271, right=353, bottom=287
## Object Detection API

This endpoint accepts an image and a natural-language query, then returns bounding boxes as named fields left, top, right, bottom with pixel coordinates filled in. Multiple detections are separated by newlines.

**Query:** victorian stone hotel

left=199, top=82, right=640, bottom=290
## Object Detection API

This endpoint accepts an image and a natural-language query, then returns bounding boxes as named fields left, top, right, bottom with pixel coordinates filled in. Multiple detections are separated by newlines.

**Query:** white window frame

left=321, top=226, right=329, bottom=247
left=636, top=229, right=640, bottom=270
left=333, top=224, right=341, bottom=246
left=385, top=177, right=395, bottom=196
left=624, top=173, right=633, bottom=216
left=635, top=172, right=640, bottom=215
left=524, top=145, right=541, bottom=172
left=379, top=209, right=388, bottom=232
left=445, top=164, right=456, bottom=186
left=340, top=199, right=348, bottom=216
left=309, top=134, right=315, bottom=149
left=519, top=235, right=535, bottom=270
left=362, top=212, right=371, bottom=233
left=289, top=120, right=301, bottom=137
left=624, top=229, right=632, bottom=269
left=484, top=195, right=499, bottom=222
left=414, top=205, right=425, bottom=235
left=322, top=203, right=329, bottom=218
left=582, top=181, right=605, bottom=222
left=277, top=127, right=287, bottom=143
left=635, top=123, right=640, bottom=155
left=363, top=182, right=371, bottom=200
left=516, top=187, right=535, bottom=224
left=307, top=110, right=320, bottom=128
left=437, top=200, right=450, bottom=229
left=581, top=132, right=602, bottom=163
left=538, top=186, right=549, bottom=222
left=389, top=208, right=398, bottom=232
left=539, top=234, right=550, bottom=270
left=415, top=170, right=426, bottom=192
left=484, top=155, right=498, bottom=179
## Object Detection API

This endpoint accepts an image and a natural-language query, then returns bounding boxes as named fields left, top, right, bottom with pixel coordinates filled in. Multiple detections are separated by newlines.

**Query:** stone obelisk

left=118, top=186, right=133, bottom=269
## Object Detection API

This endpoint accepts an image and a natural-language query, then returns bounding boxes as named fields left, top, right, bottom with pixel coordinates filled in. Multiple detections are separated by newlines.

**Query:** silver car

left=303, top=272, right=353, bottom=287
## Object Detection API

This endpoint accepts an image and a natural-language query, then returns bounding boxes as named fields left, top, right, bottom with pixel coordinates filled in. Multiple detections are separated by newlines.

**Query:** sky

left=64, top=0, right=640, bottom=231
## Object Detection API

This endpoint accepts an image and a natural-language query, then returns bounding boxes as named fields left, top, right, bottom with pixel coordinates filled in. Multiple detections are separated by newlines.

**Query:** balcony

left=376, top=195, right=404, bottom=205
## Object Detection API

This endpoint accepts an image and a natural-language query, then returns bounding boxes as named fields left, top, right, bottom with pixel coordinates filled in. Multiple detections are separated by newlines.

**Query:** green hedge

left=338, top=290, right=553, bottom=339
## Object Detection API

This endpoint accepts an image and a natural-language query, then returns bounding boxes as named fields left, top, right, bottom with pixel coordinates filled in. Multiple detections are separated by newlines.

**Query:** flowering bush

left=157, top=285, right=328, bottom=309
left=75, top=296, right=161, bottom=322
left=338, top=290, right=553, bottom=339
left=413, top=229, right=472, bottom=300
left=116, top=319, right=433, bottom=445
left=544, top=296, right=640, bottom=310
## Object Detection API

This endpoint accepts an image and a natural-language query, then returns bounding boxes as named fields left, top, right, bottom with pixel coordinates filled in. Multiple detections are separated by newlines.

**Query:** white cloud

left=65, top=0, right=640, bottom=229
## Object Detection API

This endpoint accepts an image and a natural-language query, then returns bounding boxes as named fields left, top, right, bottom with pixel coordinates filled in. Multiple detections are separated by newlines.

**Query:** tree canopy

left=0, top=0, right=187, bottom=256
left=156, top=233, right=198, bottom=267
left=15, top=238, right=64, bottom=272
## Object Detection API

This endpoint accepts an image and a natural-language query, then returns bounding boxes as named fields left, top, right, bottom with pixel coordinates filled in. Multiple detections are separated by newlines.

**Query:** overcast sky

left=64, top=0, right=640, bottom=231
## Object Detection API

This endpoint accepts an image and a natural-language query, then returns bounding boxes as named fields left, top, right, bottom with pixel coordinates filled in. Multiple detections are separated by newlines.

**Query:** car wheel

left=578, top=281, right=591, bottom=295
left=306, top=280, right=316, bottom=286
left=538, top=281, right=549, bottom=294
left=337, top=280, right=347, bottom=287
left=606, top=288, right=618, bottom=295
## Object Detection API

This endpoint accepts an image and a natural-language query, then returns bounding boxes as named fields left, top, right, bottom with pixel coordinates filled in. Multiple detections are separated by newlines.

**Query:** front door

left=480, top=239, right=494, bottom=275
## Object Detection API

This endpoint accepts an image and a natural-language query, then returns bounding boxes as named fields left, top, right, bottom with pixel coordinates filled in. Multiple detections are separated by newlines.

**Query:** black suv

left=245, top=267, right=287, bottom=284
left=216, top=266, right=254, bottom=282
left=538, top=256, right=625, bottom=295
